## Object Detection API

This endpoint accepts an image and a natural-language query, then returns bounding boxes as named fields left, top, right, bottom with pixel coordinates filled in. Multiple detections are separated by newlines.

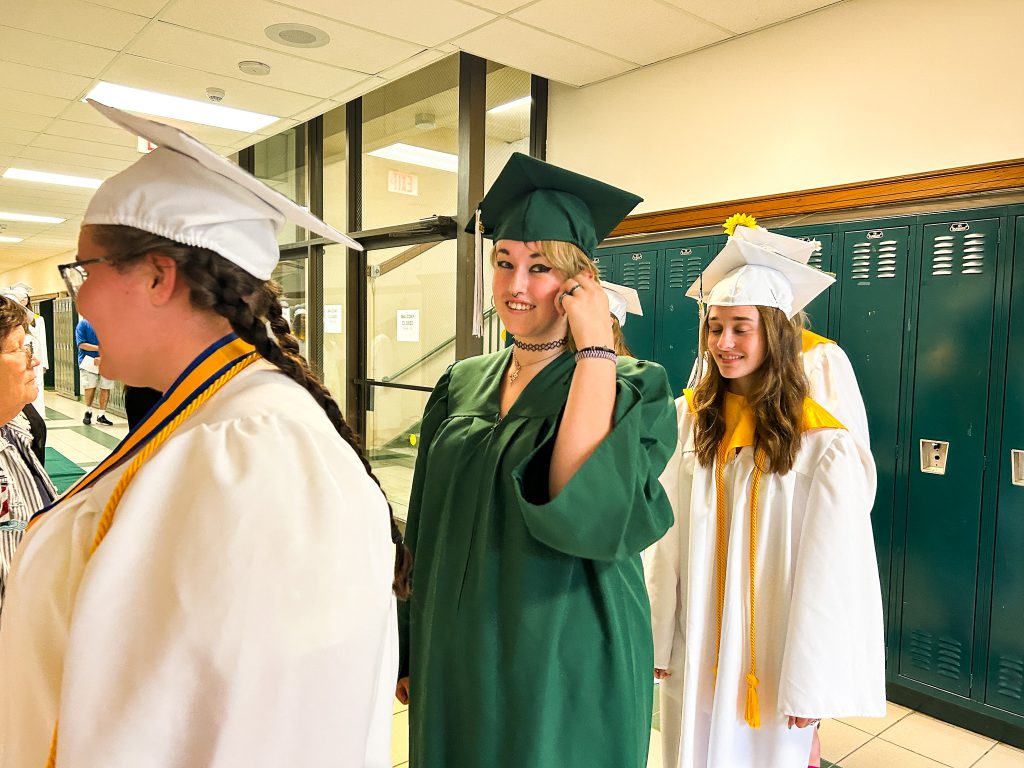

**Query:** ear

left=143, top=253, right=182, bottom=306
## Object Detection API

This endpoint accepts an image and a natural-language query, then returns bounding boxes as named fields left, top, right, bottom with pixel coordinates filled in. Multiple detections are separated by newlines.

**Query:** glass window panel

left=483, top=64, right=532, bottom=350
left=361, top=56, right=459, bottom=231
left=271, top=255, right=308, bottom=356
left=365, top=386, right=429, bottom=524
left=322, top=243, right=348, bottom=414
left=322, top=106, right=348, bottom=233
left=252, top=124, right=307, bottom=245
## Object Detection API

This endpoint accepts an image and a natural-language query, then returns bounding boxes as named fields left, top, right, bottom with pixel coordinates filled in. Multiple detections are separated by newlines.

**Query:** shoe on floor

left=96, top=415, right=114, bottom=426
left=82, top=412, right=92, bottom=425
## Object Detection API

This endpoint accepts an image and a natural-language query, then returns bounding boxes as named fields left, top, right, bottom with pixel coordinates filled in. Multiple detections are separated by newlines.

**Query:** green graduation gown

left=398, top=348, right=677, bottom=768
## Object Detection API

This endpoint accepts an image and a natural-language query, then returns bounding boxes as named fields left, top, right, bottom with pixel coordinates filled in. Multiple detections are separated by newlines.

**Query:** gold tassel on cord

left=745, top=672, right=761, bottom=728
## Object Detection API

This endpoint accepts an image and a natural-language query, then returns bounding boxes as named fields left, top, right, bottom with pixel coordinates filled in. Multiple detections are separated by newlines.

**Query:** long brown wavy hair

left=88, top=224, right=413, bottom=599
left=692, top=305, right=807, bottom=474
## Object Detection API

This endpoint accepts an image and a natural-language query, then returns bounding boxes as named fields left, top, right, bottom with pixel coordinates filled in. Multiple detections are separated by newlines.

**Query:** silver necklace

left=509, top=349, right=564, bottom=384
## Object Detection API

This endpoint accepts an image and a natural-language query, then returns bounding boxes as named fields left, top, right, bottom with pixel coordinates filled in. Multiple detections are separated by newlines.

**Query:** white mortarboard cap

left=5, top=284, right=30, bottom=302
left=686, top=235, right=834, bottom=318
left=602, top=281, right=642, bottom=326
left=83, top=100, right=362, bottom=280
left=730, top=225, right=819, bottom=265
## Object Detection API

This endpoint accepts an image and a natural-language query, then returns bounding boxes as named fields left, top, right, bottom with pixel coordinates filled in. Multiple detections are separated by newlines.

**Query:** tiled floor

left=38, top=391, right=1024, bottom=768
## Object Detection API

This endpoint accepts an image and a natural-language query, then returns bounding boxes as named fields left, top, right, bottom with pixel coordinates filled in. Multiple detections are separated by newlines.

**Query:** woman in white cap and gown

left=0, top=101, right=407, bottom=767
left=646, top=226, right=885, bottom=768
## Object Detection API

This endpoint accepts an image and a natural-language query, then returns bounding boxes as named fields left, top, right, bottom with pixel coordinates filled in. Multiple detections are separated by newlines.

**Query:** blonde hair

left=692, top=306, right=807, bottom=474
left=492, top=240, right=626, bottom=353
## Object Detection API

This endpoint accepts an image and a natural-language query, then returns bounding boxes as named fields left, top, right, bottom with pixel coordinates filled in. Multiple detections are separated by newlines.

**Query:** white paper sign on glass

left=324, top=304, right=343, bottom=334
left=397, top=309, right=420, bottom=342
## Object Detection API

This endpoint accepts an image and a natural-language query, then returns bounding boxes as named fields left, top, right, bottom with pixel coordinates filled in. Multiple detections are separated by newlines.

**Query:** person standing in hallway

left=0, top=295, right=55, bottom=617
left=4, top=285, right=48, bottom=461
left=646, top=223, right=886, bottom=768
left=397, top=154, right=677, bottom=768
left=0, top=101, right=407, bottom=767
left=75, top=316, right=115, bottom=425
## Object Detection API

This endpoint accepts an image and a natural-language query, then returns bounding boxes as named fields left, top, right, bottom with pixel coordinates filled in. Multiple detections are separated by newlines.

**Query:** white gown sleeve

left=777, top=431, right=886, bottom=719
left=56, top=415, right=398, bottom=767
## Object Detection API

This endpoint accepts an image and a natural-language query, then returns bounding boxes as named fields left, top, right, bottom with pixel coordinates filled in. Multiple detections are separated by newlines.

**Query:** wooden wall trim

left=611, top=158, right=1024, bottom=238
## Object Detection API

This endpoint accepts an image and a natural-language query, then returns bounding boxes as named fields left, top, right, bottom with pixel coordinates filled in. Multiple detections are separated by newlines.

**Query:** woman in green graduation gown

left=397, top=153, right=677, bottom=768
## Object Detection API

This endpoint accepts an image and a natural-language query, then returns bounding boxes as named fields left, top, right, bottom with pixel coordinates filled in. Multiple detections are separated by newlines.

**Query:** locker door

left=618, top=249, right=657, bottom=360
left=592, top=251, right=619, bottom=283
left=899, top=218, right=1000, bottom=696
left=986, top=216, right=1024, bottom=716
left=802, top=234, right=835, bottom=335
left=837, top=225, right=911, bottom=644
left=656, top=242, right=711, bottom=393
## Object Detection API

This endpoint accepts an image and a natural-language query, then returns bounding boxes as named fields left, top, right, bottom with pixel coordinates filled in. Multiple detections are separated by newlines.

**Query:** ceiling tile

left=44, top=118, right=139, bottom=147
left=33, top=135, right=140, bottom=161
left=3, top=0, right=149, bottom=50
left=0, top=88, right=70, bottom=119
left=0, top=110, right=52, bottom=133
left=662, top=0, right=833, bottom=34
left=18, top=146, right=131, bottom=173
left=376, top=49, right=453, bottom=82
left=101, top=55, right=322, bottom=117
left=0, top=26, right=117, bottom=78
left=0, top=127, right=36, bottom=146
left=512, top=0, right=728, bottom=65
left=277, top=0, right=496, bottom=47
left=458, top=0, right=537, bottom=13
left=127, top=22, right=369, bottom=99
left=162, top=0, right=424, bottom=74
left=0, top=61, right=93, bottom=101
left=0, top=142, right=29, bottom=157
left=454, top=18, right=634, bottom=86
left=286, top=99, right=342, bottom=126
left=85, top=0, right=168, bottom=16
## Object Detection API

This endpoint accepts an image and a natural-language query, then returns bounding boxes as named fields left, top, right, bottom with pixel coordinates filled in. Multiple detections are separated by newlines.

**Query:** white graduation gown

left=648, top=398, right=885, bottom=768
left=28, top=314, right=47, bottom=413
left=0, top=361, right=398, bottom=768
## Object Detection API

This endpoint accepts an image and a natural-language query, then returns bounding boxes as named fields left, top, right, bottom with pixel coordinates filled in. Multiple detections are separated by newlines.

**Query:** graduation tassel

left=472, top=208, right=484, bottom=337
left=745, top=672, right=761, bottom=729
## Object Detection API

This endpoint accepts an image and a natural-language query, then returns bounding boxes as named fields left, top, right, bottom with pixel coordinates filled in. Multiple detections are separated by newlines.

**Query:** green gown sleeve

left=397, top=366, right=452, bottom=679
left=512, top=359, right=677, bottom=561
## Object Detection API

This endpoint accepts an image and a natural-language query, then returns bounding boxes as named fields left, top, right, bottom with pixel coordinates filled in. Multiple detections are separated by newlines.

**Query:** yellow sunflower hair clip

left=723, top=213, right=758, bottom=237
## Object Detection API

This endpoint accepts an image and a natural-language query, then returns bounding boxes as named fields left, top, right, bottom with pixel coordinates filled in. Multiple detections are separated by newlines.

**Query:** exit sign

left=387, top=170, right=418, bottom=196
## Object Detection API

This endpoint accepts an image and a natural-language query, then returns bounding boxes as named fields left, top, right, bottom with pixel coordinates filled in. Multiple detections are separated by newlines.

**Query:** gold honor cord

left=712, top=446, right=767, bottom=729
left=45, top=352, right=261, bottom=768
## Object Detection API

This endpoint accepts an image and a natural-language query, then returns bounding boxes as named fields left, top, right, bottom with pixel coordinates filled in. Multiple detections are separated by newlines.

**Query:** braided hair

left=89, top=224, right=413, bottom=599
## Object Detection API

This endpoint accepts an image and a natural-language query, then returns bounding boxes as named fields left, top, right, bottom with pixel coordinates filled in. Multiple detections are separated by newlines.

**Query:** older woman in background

left=0, top=295, right=55, bottom=616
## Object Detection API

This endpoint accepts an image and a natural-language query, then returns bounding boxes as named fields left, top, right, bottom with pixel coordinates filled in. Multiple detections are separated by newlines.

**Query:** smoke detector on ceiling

left=415, top=112, right=436, bottom=130
left=265, top=23, right=331, bottom=48
left=206, top=87, right=226, bottom=103
left=239, top=60, right=272, bottom=76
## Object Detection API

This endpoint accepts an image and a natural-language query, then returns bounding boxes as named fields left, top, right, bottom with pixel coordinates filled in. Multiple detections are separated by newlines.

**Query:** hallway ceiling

left=0, top=0, right=842, bottom=269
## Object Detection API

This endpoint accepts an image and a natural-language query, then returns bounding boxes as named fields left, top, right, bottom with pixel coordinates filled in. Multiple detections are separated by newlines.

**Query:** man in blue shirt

left=75, top=318, right=114, bottom=426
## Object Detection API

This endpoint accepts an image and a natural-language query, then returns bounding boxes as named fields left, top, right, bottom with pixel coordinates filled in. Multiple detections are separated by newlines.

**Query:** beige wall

left=0, top=253, right=68, bottom=296
left=547, top=0, right=1024, bottom=214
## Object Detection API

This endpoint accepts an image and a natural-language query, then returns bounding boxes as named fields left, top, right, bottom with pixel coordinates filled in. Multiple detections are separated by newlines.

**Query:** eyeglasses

left=0, top=340, right=34, bottom=366
left=57, top=256, right=110, bottom=300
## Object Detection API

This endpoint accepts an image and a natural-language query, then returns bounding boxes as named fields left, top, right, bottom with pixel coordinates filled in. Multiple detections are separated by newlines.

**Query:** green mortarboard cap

left=465, top=153, right=642, bottom=255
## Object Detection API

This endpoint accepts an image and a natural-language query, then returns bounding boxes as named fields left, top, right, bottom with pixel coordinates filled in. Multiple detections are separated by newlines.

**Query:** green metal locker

left=618, top=249, right=658, bottom=360
left=836, top=224, right=912, bottom=644
left=655, top=238, right=716, bottom=393
left=899, top=217, right=1000, bottom=696
left=592, top=252, right=616, bottom=282
left=778, top=226, right=837, bottom=336
left=985, top=215, right=1024, bottom=716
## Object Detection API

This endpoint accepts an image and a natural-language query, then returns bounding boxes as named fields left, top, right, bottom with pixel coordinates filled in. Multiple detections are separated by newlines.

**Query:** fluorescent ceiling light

left=0, top=236, right=24, bottom=244
left=3, top=168, right=102, bottom=189
left=367, top=143, right=458, bottom=173
left=488, top=96, right=531, bottom=114
left=0, top=211, right=66, bottom=224
left=85, top=82, right=278, bottom=133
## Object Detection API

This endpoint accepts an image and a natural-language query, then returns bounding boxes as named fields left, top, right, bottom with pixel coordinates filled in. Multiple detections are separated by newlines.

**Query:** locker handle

left=1012, top=450, right=1024, bottom=487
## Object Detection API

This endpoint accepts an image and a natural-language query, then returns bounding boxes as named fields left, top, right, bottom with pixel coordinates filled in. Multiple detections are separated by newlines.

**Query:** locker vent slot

left=909, top=630, right=933, bottom=671
left=849, top=239, right=901, bottom=284
left=996, top=655, right=1024, bottom=700
left=929, top=231, right=988, bottom=277
left=668, top=259, right=690, bottom=290
left=808, top=241, right=824, bottom=270
left=622, top=261, right=653, bottom=291
left=936, top=637, right=964, bottom=681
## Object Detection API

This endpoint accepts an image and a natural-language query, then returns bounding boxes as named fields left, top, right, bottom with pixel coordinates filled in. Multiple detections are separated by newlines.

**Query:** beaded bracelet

left=575, top=346, right=617, bottom=363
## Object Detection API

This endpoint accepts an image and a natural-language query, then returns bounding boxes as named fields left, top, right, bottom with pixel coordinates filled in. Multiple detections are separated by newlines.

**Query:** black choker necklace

left=513, top=336, right=568, bottom=352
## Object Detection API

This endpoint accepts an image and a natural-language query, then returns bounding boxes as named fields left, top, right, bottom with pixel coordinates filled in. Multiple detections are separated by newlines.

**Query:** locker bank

left=1, top=0, right=1022, bottom=764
